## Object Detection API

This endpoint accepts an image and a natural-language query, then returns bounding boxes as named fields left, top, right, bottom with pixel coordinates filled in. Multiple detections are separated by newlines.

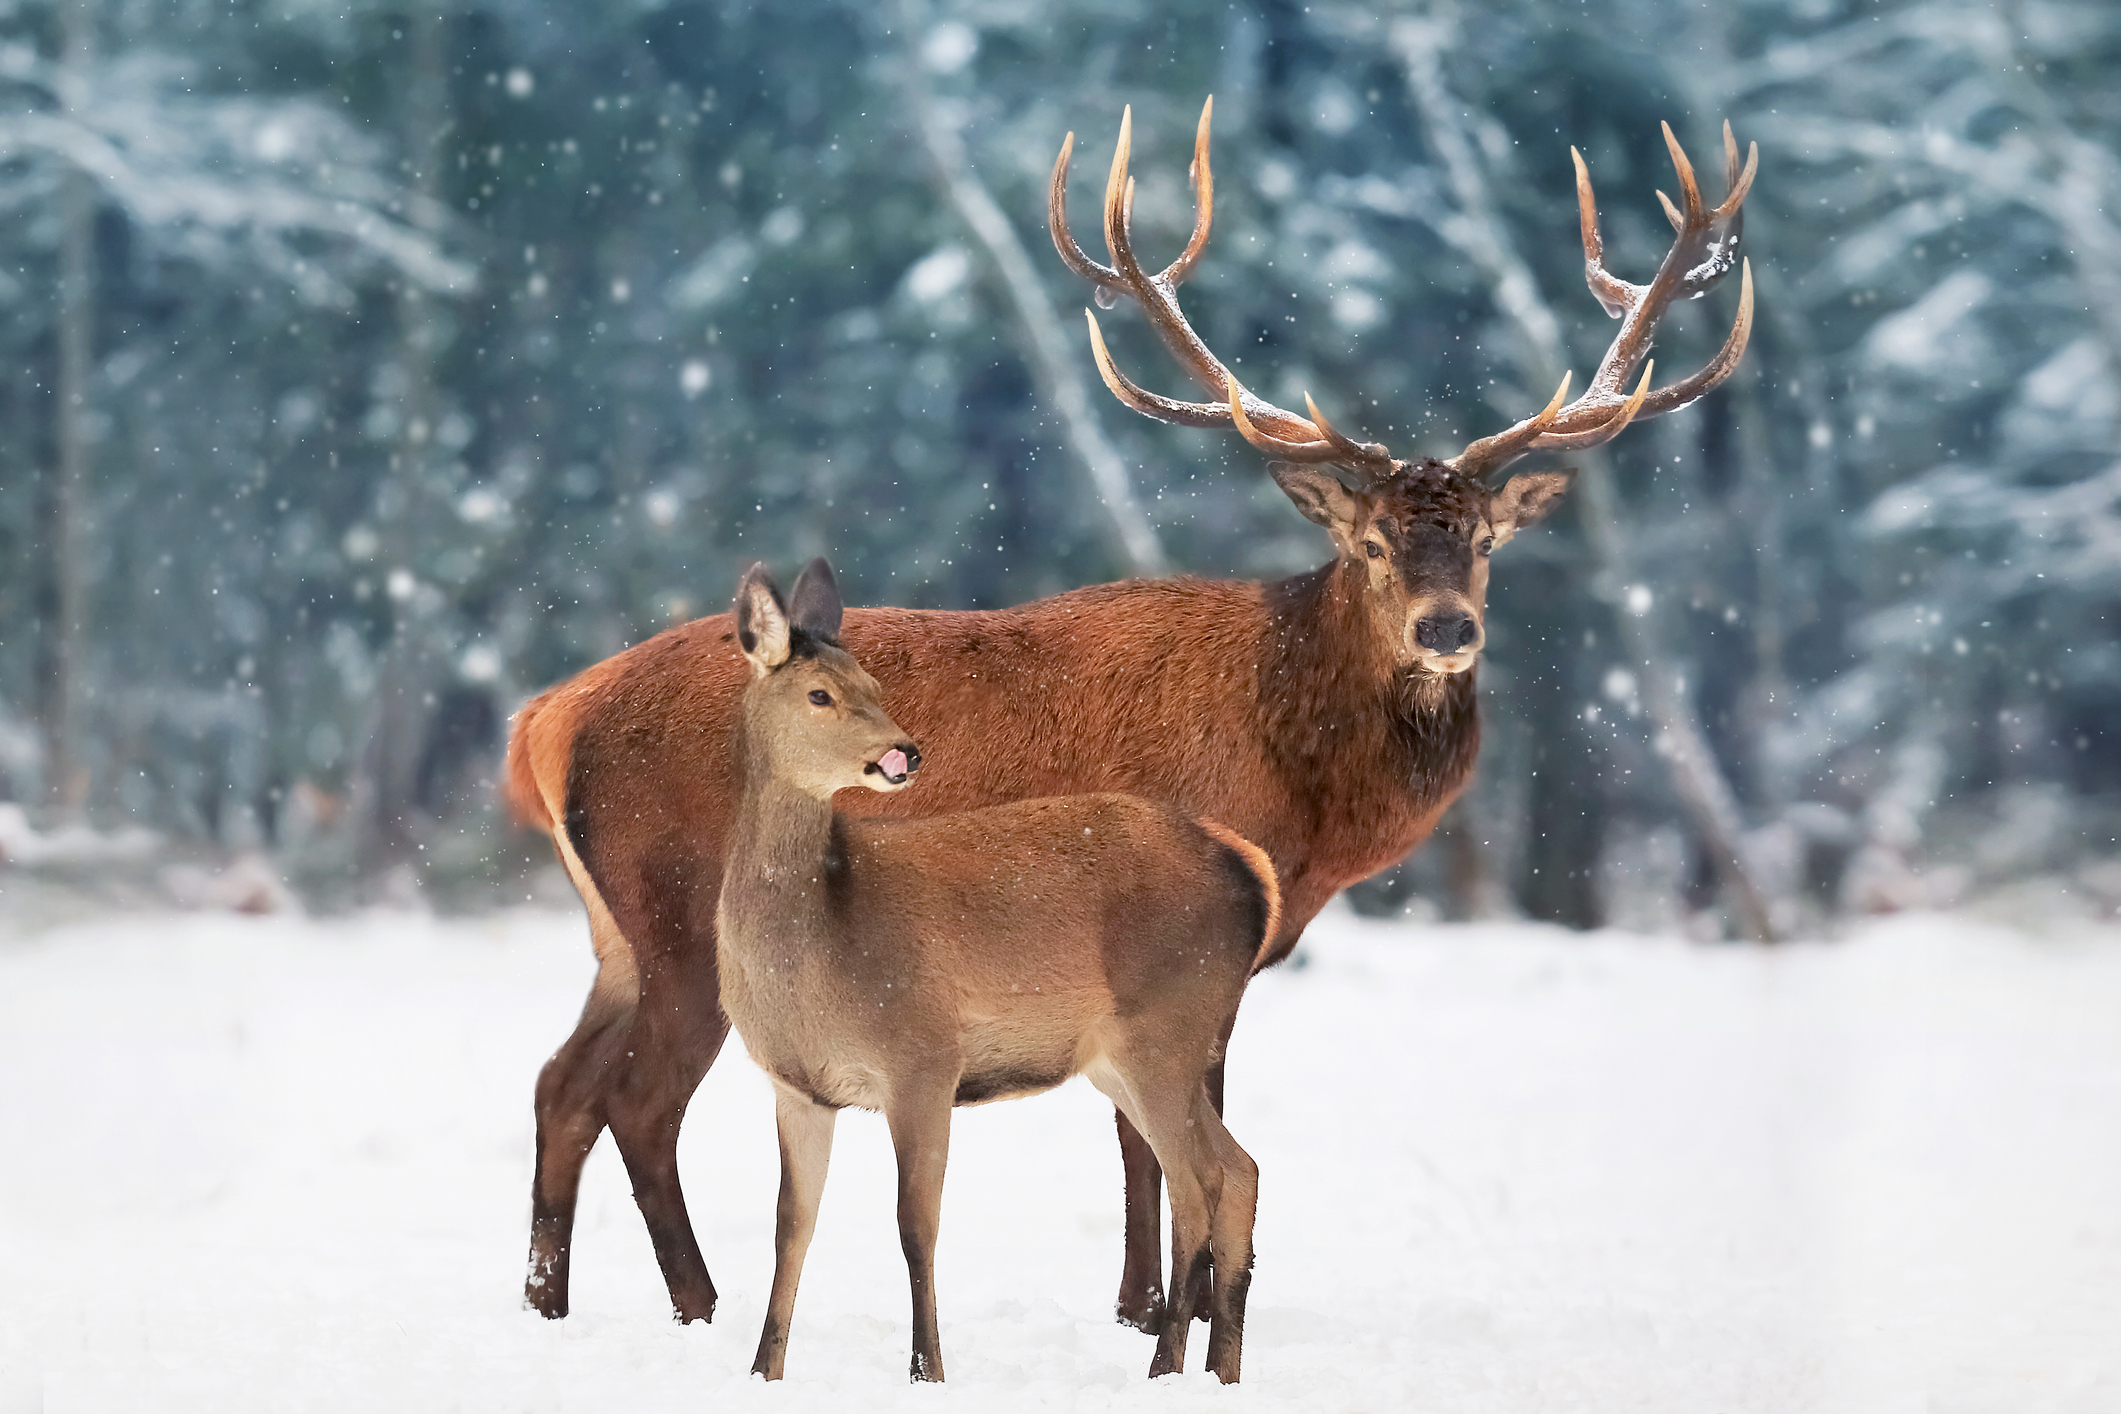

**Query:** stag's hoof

left=1114, top=1289, right=1166, bottom=1334
left=524, top=1253, right=569, bottom=1319
left=524, top=1287, right=568, bottom=1320
left=669, top=1290, right=718, bottom=1325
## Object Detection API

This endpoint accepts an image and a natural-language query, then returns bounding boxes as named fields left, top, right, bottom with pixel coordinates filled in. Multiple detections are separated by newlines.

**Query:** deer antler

left=1052, top=104, right=1757, bottom=489
left=1448, top=121, right=1756, bottom=482
left=1051, top=98, right=1402, bottom=488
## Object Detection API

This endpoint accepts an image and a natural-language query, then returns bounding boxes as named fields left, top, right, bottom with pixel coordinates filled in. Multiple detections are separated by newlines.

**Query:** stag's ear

left=1487, top=470, right=1574, bottom=547
left=1271, top=462, right=1364, bottom=551
left=786, top=557, right=844, bottom=642
left=733, top=563, right=791, bottom=675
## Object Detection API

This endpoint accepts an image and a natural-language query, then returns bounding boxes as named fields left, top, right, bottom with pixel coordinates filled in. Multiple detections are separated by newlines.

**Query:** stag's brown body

left=518, top=570, right=1475, bottom=959
left=510, top=98, right=1757, bottom=1333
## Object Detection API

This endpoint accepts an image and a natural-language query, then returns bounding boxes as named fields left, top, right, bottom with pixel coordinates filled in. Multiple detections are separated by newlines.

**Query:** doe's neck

left=727, top=722, right=841, bottom=892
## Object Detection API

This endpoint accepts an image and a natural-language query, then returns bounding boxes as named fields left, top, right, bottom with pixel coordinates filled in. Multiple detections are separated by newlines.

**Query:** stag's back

left=508, top=573, right=1448, bottom=972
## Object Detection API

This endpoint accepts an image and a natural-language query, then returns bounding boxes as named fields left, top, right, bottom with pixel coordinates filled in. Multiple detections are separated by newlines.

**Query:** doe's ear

left=1270, top=462, right=1365, bottom=551
left=733, top=562, right=791, bottom=675
left=1487, top=470, right=1574, bottom=547
left=785, top=557, right=844, bottom=642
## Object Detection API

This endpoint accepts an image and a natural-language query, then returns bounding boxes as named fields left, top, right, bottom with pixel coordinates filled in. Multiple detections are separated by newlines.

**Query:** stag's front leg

left=753, top=1084, right=837, bottom=1380
left=1114, top=1110, right=1168, bottom=1331
left=887, top=1079, right=955, bottom=1382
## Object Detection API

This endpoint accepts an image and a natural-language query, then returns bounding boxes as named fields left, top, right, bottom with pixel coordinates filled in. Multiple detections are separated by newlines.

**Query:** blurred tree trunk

left=1433, top=795, right=1512, bottom=921
left=353, top=7, right=451, bottom=889
left=1393, top=9, right=1776, bottom=940
left=893, top=8, right=1169, bottom=579
left=35, top=0, right=97, bottom=821
left=1512, top=567, right=1608, bottom=930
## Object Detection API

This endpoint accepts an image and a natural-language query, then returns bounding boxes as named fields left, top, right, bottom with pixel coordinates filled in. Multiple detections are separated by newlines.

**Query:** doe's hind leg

left=1089, top=1064, right=1214, bottom=1379
left=886, top=1076, right=956, bottom=1383
left=1194, top=1090, right=1258, bottom=1383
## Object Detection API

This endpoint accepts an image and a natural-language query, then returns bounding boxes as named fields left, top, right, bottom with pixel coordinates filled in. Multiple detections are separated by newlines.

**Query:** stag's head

left=1269, top=459, right=1570, bottom=674
left=735, top=558, right=922, bottom=797
left=1051, top=98, right=1756, bottom=676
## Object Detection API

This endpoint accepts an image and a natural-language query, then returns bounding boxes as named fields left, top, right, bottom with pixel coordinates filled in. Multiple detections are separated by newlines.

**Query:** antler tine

left=1714, top=133, right=1759, bottom=225
left=1049, top=131, right=1119, bottom=289
left=1160, top=95, right=1216, bottom=287
left=1661, top=120, right=1703, bottom=223
left=1303, top=392, right=1394, bottom=473
left=1636, top=259, right=1753, bottom=416
left=1446, top=372, right=1573, bottom=482
left=1532, top=361, right=1655, bottom=452
left=1573, top=147, right=1634, bottom=318
left=1226, top=375, right=1341, bottom=464
left=1084, top=310, right=1232, bottom=428
left=1103, top=107, right=1153, bottom=288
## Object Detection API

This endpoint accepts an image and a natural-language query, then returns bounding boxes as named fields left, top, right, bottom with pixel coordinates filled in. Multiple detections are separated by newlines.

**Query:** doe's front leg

left=752, top=1085, right=837, bottom=1380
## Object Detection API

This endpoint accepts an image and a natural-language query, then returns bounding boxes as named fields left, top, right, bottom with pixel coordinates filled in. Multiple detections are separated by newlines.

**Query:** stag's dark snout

left=1414, top=613, right=1480, bottom=654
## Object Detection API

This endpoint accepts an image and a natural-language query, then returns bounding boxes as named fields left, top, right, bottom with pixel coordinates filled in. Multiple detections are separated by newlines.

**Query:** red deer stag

left=719, top=558, right=1271, bottom=1383
left=506, top=98, right=1754, bottom=1333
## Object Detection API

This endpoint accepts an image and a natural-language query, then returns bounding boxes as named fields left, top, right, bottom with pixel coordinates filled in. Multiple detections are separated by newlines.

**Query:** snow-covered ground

left=3, top=905, right=2117, bottom=1413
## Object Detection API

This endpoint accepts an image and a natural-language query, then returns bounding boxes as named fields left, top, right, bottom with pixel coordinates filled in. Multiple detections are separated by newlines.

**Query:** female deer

left=717, top=558, right=1273, bottom=1384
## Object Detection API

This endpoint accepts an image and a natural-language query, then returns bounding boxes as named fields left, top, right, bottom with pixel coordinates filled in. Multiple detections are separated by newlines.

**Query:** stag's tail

left=502, top=692, right=557, bottom=831
left=1196, top=818, right=1283, bottom=975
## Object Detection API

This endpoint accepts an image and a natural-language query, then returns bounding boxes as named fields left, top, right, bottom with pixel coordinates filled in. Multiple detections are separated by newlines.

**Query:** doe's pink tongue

left=878, top=748, right=910, bottom=779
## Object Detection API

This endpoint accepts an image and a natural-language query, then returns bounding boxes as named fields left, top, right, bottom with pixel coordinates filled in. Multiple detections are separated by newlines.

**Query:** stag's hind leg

left=886, top=1074, right=956, bottom=1382
left=526, top=840, right=645, bottom=1320
left=525, top=976, right=631, bottom=1317
left=604, top=982, right=730, bottom=1324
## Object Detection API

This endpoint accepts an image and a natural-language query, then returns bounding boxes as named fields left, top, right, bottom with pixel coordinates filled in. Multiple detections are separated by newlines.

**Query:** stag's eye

left=1477, top=536, right=1495, bottom=557
left=808, top=689, right=833, bottom=707
left=1364, top=541, right=1386, bottom=560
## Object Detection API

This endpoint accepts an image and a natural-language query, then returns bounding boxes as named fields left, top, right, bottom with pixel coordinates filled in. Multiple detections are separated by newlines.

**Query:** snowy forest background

left=0, top=0, right=2115, bottom=937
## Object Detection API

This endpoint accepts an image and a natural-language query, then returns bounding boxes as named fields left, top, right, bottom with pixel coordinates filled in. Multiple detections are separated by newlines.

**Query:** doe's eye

left=1477, top=536, right=1495, bottom=556
left=808, top=689, right=833, bottom=707
left=1364, top=541, right=1386, bottom=560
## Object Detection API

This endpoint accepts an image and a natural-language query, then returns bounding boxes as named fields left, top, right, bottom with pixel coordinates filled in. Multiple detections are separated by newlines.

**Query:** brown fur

left=509, top=460, right=1568, bottom=1329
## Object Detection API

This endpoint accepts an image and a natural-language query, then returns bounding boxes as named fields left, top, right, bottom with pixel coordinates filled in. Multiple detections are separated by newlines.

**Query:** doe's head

left=1272, top=460, right=1572, bottom=676
left=734, top=558, right=921, bottom=798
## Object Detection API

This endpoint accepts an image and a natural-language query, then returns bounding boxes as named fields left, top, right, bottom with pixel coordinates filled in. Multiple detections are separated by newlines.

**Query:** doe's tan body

left=717, top=560, right=1272, bottom=1384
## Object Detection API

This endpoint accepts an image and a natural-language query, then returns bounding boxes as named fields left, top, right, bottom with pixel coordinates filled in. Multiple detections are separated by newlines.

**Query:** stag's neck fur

left=1259, top=561, right=1481, bottom=818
